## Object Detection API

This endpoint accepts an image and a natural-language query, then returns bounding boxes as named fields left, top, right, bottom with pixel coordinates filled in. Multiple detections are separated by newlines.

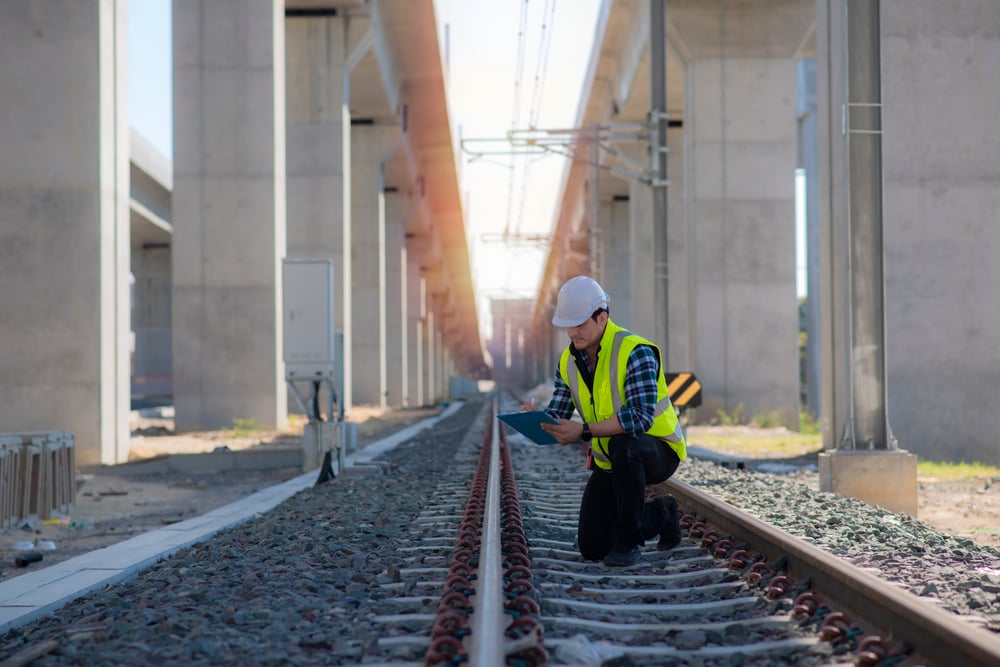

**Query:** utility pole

left=817, top=0, right=916, bottom=515
left=649, top=0, right=669, bottom=355
left=844, top=0, right=890, bottom=452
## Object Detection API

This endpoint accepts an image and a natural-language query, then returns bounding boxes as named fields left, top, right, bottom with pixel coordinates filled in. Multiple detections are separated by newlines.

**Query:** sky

left=128, top=0, right=172, bottom=155
left=435, top=0, right=602, bottom=338
left=127, top=0, right=602, bottom=342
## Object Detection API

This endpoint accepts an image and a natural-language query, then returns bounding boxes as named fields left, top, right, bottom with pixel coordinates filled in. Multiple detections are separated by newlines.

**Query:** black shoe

left=603, top=546, right=641, bottom=567
left=656, top=494, right=682, bottom=551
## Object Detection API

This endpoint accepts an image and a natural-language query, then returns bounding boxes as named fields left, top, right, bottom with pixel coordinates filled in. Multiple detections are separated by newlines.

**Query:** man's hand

left=540, top=419, right=584, bottom=445
left=519, top=397, right=539, bottom=412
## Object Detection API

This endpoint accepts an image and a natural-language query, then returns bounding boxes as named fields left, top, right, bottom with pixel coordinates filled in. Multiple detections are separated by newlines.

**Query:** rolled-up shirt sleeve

left=617, top=345, right=660, bottom=435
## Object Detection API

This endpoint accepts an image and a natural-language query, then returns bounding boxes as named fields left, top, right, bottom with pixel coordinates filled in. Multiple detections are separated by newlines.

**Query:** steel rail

left=466, top=398, right=505, bottom=666
left=665, top=477, right=1000, bottom=667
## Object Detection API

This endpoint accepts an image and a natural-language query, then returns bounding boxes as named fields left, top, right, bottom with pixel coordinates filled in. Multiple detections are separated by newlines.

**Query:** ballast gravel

left=2, top=399, right=999, bottom=665
left=677, top=459, right=1000, bottom=632
left=0, top=399, right=488, bottom=666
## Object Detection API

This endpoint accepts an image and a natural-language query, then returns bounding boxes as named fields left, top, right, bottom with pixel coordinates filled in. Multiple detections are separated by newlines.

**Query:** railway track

left=412, top=397, right=1000, bottom=666
left=3, top=395, right=999, bottom=666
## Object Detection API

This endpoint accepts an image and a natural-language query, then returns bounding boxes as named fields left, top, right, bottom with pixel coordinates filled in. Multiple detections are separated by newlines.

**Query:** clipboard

left=498, top=411, right=560, bottom=445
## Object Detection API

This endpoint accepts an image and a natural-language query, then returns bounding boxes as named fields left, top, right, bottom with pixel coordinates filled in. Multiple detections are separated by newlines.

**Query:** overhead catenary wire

left=503, top=0, right=532, bottom=241
left=513, top=0, right=557, bottom=241
left=462, top=2, right=568, bottom=302
left=525, top=0, right=556, bottom=130
left=502, top=0, right=559, bottom=239
left=504, top=0, right=556, bottom=292
left=503, top=0, right=560, bottom=289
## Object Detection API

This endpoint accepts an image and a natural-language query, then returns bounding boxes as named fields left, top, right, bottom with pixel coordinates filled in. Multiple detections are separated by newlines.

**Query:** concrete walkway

left=0, top=402, right=463, bottom=633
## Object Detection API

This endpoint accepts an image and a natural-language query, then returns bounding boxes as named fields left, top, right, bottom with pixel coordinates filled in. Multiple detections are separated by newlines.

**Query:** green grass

left=687, top=429, right=821, bottom=458
left=715, top=403, right=746, bottom=426
left=917, top=460, right=1000, bottom=481
left=799, top=408, right=820, bottom=435
left=752, top=410, right=785, bottom=429
left=229, top=417, right=261, bottom=439
left=691, top=422, right=1000, bottom=482
left=713, top=405, right=820, bottom=433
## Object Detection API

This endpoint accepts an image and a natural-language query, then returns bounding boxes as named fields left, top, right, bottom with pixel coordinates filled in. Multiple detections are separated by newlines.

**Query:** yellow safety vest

left=558, top=318, right=686, bottom=471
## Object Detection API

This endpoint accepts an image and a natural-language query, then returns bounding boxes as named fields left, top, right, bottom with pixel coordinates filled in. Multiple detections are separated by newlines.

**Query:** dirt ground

left=2, top=412, right=997, bottom=582
left=915, top=478, right=1000, bottom=548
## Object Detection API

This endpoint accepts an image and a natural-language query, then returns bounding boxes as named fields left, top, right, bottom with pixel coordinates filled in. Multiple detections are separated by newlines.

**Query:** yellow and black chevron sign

left=665, top=372, right=702, bottom=410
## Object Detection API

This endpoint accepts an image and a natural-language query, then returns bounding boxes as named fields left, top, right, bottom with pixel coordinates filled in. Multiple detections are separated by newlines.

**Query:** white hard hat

left=552, top=276, right=610, bottom=327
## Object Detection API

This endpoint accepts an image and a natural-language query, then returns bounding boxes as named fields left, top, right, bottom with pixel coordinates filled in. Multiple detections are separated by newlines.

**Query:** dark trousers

left=577, top=433, right=681, bottom=561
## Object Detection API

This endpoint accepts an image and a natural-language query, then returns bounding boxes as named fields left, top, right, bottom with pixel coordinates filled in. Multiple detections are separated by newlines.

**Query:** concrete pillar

left=548, top=328, right=565, bottom=382
left=547, top=331, right=558, bottom=386
left=285, top=14, right=367, bottom=414
left=515, top=321, right=528, bottom=389
left=442, top=346, right=453, bottom=400
left=450, top=349, right=459, bottom=395
left=435, top=321, right=445, bottom=401
left=132, top=245, right=172, bottom=400
left=425, top=308, right=436, bottom=405
left=627, top=177, right=659, bottom=342
left=491, top=301, right=508, bottom=385
left=665, top=124, right=694, bottom=373
left=0, top=1, right=130, bottom=465
left=599, top=124, right=687, bottom=374
left=687, top=56, right=799, bottom=427
left=404, top=252, right=424, bottom=407
left=385, top=191, right=406, bottom=406
left=173, top=0, right=286, bottom=431
left=817, top=0, right=851, bottom=450
left=798, top=57, right=821, bottom=420
left=444, top=325, right=453, bottom=393
left=602, top=136, right=674, bottom=351
left=602, top=196, right=632, bottom=327
left=880, top=0, right=1000, bottom=467
left=587, top=139, right=604, bottom=281
left=547, top=328, right=559, bottom=386
left=669, top=0, right=810, bottom=428
left=130, top=134, right=173, bottom=404
left=352, top=125, right=399, bottom=406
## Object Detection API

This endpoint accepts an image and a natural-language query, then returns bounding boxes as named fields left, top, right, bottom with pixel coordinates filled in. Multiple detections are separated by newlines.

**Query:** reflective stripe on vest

left=605, top=331, right=685, bottom=446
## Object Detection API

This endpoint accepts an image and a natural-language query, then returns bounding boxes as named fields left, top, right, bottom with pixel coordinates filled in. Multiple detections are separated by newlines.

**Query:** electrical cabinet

left=283, top=258, right=335, bottom=381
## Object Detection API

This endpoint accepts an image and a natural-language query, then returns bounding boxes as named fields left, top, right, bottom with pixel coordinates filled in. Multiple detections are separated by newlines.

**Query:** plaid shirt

left=545, top=343, right=661, bottom=435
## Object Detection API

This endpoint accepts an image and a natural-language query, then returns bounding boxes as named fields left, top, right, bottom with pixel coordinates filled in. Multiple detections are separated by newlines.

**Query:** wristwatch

left=581, top=422, right=592, bottom=442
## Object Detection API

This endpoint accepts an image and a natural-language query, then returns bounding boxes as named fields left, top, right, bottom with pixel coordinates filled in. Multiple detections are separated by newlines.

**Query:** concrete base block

left=818, top=449, right=918, bottom=515
left=109, top=449, right=303, bottom=475
left=302, top=422, right=338, bottom=472
left=341, top=422, right=357, bottom=454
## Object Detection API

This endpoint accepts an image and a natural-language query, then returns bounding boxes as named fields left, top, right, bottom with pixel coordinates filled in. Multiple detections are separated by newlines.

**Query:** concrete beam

left=613, top=1, right=650, bottom=113
left=667, top=0, right=815, bottom=58
left=374, top=0, right=483, bottom=374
